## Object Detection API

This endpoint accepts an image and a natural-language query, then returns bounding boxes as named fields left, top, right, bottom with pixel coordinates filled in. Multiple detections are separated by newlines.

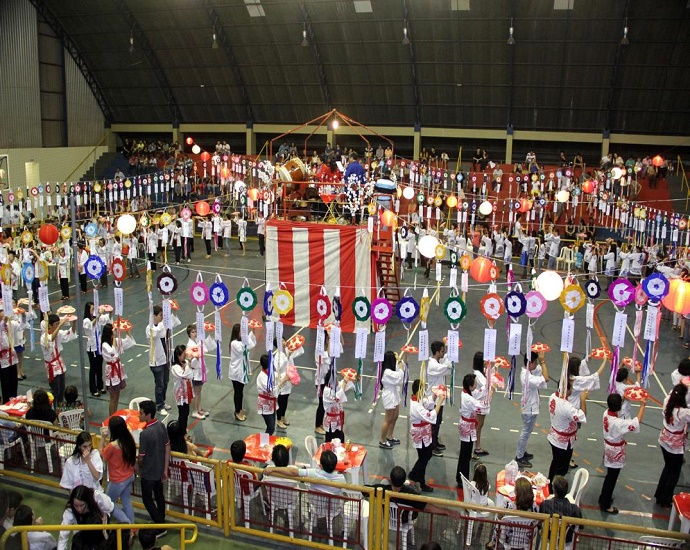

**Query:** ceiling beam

left=27, top=0, right=114, bottom=123
left=300, top=4, right=332, bottom=111
left=112, top=0, right=180, bottom=123
left=206, top=1, right=255, bottom=123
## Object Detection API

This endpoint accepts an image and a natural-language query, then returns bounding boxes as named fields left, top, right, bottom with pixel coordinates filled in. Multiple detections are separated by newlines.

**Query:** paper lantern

left=662, top=279, right=690, bottom=315
left=417, top=235, right=439, bottom=259
left=611, top=167, right=624, bottom=180
left=220, top=167, right=231, bottom=179
left=185, top=137, right=194, bottom=145
left=535, top=270, right=564, bottom=302
left=518, top=199, right=532, bottom=213
left=248, top=188, right=259, bottom=201
left=200, top=151, right=211, bottom=162
left=478, top=201, right=492, bottom=216
left=446, top=195, right=458, bottom=208
left=192, top=144, right=201, bottom=155
left=38, top=224, right=59, bottom=246
left=582, top=179, right=594, bottom=194
left=556, top=190, right=570, bottom=203
left=652, top=155, right=664, bottom=167
left=195, top=201, right=210, bottom=216
left=381, top=210, right=396, bottom=227
left=402, top=186, right=415, bottom=200
left=470, top=256, right=493, bottom=283
left=117, top=214, right=137, bottom=235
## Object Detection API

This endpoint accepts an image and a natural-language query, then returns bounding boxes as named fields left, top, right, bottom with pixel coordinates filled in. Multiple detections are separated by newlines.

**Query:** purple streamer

left=216, top=340, right=222, bottom=380
left=641, top=339, right=653, bottom=389
left=508, top=355, right=517, bottom=399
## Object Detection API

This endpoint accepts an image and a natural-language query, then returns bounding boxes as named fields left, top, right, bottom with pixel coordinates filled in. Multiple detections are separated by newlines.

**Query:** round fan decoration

left=168, top=299, right=180, bottom=310
left=111, top=258, right=126, bottom=282
left=85, top=255, right=106, bottom=280
left=22, top=264, right=34, bottom=284
left=263, top=290, right=274, bottom=317
left=488, top=264, right=500, bottom=280
left=84, top=223, right=98, bottom=238
left=112, top=318, right=133, bottom=332
left=180, top=207, right=192, bottom=220
left=608, top=278, right=635, bottom=307
left=622, top=357, right=643, bottom=372
left=460, top=255, right=471, bottom=270
left=584, top=279, right=601, bottom=300
left=494, top=356, right=510, bottom=369
left=371, top=297, right=393, bottom=325
left=504, top=291, right=527, bottom=317
left=531, top=342, right=551, bottom=353
left=352, top=296, right=371, bottom=322
left=479, top=293, right=505, bottom=321
left=399, top=226, right=408, bottom=239
left=273, top=289, right=294, bottom=316
left=560, top=284, right=586, bottom=314
left=435, top=244, right=446, bottom=261
left=157, top=272, right=178, bottom=296
left=61, top=226, right=72, bottom=239
left=248, top=319, right=263, bottom=329
left=397, top=296, right=420, bottom=324
left=286, top=334, right=305, bottom=352
left=524, top=290, right=547, bottom=318
left=443, top=296, right=467, bottom=323
left=401, top=344, right=418, bottom=353
left=237, top=287, right=258, bottom=312
left=21, top=230, right=33, bottom=245
left=634, top=284, right=648, bottom=307
left=36, top=261, right=49, bottom=282
left=442, top=336, right=463, bottom=348
left=589, top=347, right=612, bottom=360
left=209, top=281, right=229, bottom=307
left=623, top=386, right=649, bottom=402
left=449, top=251, right=458, bottom=265
left=315, top=294, right=332, bottom=321
left=642, top=273, right=670, bottom=302
left=0, top=265, right=11, bottom=285
left=190, top=282, right=209, bottom=306
left=340, top=368, right=358, bottom=381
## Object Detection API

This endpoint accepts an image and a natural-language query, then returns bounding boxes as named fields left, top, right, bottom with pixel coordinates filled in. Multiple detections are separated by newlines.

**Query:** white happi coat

left=547, top=393, right=586, bottom=450
left=409, top=396, right=437, bottom=449
left=602, top=410, right=639, bottom=468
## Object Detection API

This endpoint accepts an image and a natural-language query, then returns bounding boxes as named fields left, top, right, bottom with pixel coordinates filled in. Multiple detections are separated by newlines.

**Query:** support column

left=601, top=131, right=610, bottom=160
left=246, top=122, right=256, bottom=156
left=505, top=126, right=514, bottom=165
left=413, top=124, right=421, bottom=161
left=327, top=129, right=335, bottom=150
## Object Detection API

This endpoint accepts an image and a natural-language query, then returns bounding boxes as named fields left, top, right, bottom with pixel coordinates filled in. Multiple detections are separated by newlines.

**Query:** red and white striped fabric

left=266, top=220, right=372, bottom=332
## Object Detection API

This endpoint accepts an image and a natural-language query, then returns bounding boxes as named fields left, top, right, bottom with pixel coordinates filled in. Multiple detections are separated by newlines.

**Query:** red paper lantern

left=518, top=199, right=532, bottom=213
left=220, top=167, right=231, bottom=179
left=185, top=137, right=194, bottom=145
left=200, top=151, right=211, bottom=162
left=469, top=256, right=493, bottom=283
left=582, top=179, right=595, bottom=194
left=195, top=201, right=210, bottom=216
left=38, top=224, right=59, bottom=245
left=381, top=210, right=396, bottom=227
left=652, top=155, right=664, bottom=167
left=248, top=188, right=259, bottom=201
left=662, top=279, right=690, bottom=315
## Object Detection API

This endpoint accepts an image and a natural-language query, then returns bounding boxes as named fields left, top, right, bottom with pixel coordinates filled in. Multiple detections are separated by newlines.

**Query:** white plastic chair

left=128, top=397, right=150, bottom=411
left=557, top=246, right=575, bottom=271
left=167, top=457, right=191, bottom=514
left=185, top=460, right=217, bottom=520
left=637, top=536, right=687, bottom=548
left=264, top=477, right=300, bottom=539
left=57, top=409, right=84, bottom=431
left=233, top=469, right=263, bottom=528
left=304, top=435, right=319, bottom=467
left=497, top=515, right=539, bottom=550
left=565, top=467, right=589, bottom=506
left=458, top=473, right=495, bottom=546
left=388, top=501, right=416, bottom=549
left=0, top=420, right=26, bottom=470
left=26, top=421, right=56, bottom=474
left=343, top=489, right=369, bottom=549
left=307, top=486, right=344, bottom=546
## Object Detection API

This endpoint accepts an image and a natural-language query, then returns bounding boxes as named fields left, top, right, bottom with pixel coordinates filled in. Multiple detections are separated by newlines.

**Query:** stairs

left=76, top=152, right=127, bottom=183
left=371, top=225, right=401, bottom=305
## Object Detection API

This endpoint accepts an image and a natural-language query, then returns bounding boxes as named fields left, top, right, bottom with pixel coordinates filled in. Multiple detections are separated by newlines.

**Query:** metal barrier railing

left=0, top=522, right=197, bottom=550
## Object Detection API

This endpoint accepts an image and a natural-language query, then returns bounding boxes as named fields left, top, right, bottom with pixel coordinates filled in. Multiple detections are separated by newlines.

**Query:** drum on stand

left=284, top=157, right=308, bottom=182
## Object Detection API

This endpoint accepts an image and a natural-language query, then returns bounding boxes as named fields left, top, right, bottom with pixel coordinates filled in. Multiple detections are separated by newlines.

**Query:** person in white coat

left=546, top=383, right=587, bottom=490
left=274, top=336, right=304, bottom=430
left=82, top=301, right=110, bottom=396
left=378, top=350, right=404, bottom=449
left=221, top=216, right=232, bottom=256
left=322, top=369, right=354, bottom=443
left=426, top=340, right=451, bottom=456
left=257, top=353, right=288, bottom=436
left=186, top=325, right=208, bottom=420
left=170, top=344, right=195, bottom=434
left=408, top=378, right=444, bottom=493
left=471, top=352, right=494, bottom=458
left=198, top=216, right=213, bottom=258
left=40, top=313, right=77, bottom=405
left=100, top=323, right=127, bottom=416
left=457, top=373, right=485, bottom=485
left=228, top=323, right=256, bottom=422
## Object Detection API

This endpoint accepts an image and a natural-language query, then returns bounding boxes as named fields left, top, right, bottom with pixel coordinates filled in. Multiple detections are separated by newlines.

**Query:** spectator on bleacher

left=559, top=150, right=569, bottom=166
left=25, top=388, right=57, bottom=426
left=114, top=167, right=125, bottom=181
left=472, top=148, right=483, bottom=172
left=56, top=385, right=84, bottom=417
left=564, top=218, right=576, bottom=240
left=263, top=449, right=345, bottom=492
left=99, top=415, right=136, bottom=523
left=11, top=503, right=56, bottom=550
left=492, top=165, right=503, bottom=191
left=167, top=419, right=205, bottom=457
left=58, top=485, right=114, bottom=550
left=540, top=476, right=582, bottom=539
left=60, top=431, right=103, bottom=494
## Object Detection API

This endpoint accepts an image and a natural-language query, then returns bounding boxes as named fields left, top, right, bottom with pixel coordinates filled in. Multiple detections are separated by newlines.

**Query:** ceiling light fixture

left=402, top=23, right=410, bottom=45
left=507, top=18, right=516, bottom=45
left=212, top=26, right=219, bottom=49
left=301, top=24, right=309, bottom=47
left=332, top=118, right=339, bottom=130
left=620, top=19, right=630, bottom=45
left=128, top=30, right=134, bottom=53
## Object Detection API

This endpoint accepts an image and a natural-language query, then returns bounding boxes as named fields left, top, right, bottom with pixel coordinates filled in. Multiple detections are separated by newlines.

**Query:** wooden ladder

left=371, top=225, right=401, bottom=305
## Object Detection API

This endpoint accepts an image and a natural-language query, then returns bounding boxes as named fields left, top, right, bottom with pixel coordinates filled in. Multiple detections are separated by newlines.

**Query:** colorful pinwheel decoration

left=209, top=276, right=229, bottom=379
left=396, top=290, right=420, bottom=404
left=236, top=279, right=258, bottom=383
left=607, top=278, right=636, bottom=392
left=583, top=278, right=601, bottom=359
left=640, top=273, right=670, bottom=387
left=503, top=287, right=527, bottom=399
left=371, top=293, right=393, bottom=405
left=443, top=290, right=467, bottom=404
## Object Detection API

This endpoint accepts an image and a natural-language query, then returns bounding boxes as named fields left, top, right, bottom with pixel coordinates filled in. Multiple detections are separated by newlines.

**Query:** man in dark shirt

left=539, top=475, right=583, bottom=543
left=137, top=400, right=170, bottom=538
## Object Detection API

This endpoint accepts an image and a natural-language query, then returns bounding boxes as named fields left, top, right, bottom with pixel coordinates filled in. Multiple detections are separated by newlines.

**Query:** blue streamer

left=402, top=360, right=409, bottom=407
left=242, top=346, right=249, bottom=384
left=641, top=339, right=653, bottom=389
left=267, top=349, right=275, bottom=392
left=508, top=355, right=517, bottom=399
left=216, top=340, right=222, bottom=380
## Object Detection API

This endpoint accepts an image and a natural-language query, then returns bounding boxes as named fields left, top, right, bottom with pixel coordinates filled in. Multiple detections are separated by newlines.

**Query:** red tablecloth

left=495, top=470, right=550, bottom=506
left=0, top=397, right=30, bottom=417
left=314, top=442, right=367, bottom=473
left=320, top=194, right=339, bottom=204
left=103, top=409, right=146, bottom=432
left=243, top=433, right=293, bottom=464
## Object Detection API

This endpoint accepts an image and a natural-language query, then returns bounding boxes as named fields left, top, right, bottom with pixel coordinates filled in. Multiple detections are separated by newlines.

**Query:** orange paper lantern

left=185, top=137, right=194, bottom=145
left=220, top=167, right=231, bottom=179
left=581, top=179, right=595, bottom=194
left=652, top=155, right=664, bottom=167
left=38, top=224, right=59, bottom=245
left=518, top=199, right=532, bottom=213
left=469, top=256, right=493, bottom=283
left=662, top=279, right=690, bottom=315
left=200, top=151, right=211, bottom=162
left=381, top=210, right=396, bottom=227
left=248, top=188, right=259, bottom=201
left=195, top=201, right=210, bottom=216
left=446, top=195, right=458, bottom=208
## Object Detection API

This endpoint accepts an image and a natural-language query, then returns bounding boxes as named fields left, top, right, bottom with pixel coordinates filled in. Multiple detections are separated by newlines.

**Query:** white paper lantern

left=403, top=186, right=415, bottom=200
left=556, top=190, right=570, bottom=203
left=417, top=235, right=440, bottom=259
left=192, top=144, right=201, bottom=155
left=611, top=166, right=624, bottom=180
left=535, top=270, right=564, bottom=301
left=117, top=214, right=137, bottom=235
left=479, top=201, right=492, bottom=216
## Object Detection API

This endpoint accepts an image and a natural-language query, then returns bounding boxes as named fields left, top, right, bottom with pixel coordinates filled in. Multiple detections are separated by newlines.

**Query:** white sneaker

left=192, top=411, right=205, bottom=419
left=158, top=408, right=169, bottom=417
left=164, top=404, right=172, bottom=410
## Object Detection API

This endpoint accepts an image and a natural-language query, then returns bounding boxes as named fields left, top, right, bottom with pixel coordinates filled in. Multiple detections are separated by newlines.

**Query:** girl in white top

left=567, top=356, right=604, bottom=411
left=537, top=240, right=546, bottom=269
left=314, top=330, right=339, bottom=434
left=322, top=369, right=354, bottom=443
left=198, top=217, right=213, bottom=258
left=618, top=244, right=631, bottom=277
left=629, top=246, right=645, bottom=283
left=221, top=217, right=232, bottom=256
left=82, top=301, right=110, bottom=396
left=470, top=463, right=491, bottom=506
left=275, top=336, right=304, bottom=430
left=471, top=352, right=494, bottom=457
left=655, top=384, right=690, bottom=507
left=171, top=343, right=195, bottom=434
left=378, top=350, right=405, bottom=449
left=458, top=374, right=485, bottom=482
left=613, top=367, right=639, bottom=419
left=236, top=215, right=247, bottom=256
left=603, top=243, right=617, bottom=285
left=57, top=248, right=70, bottom=299
left=60, top=431, right=103, bottom=493
left=186, top=324, right=209, bottom=420
left=11, top=308, right=28, bottom=381
left=146, top=229, right=158, bottom=270
left=228, top=322, right=256, bottom=421
left=587, top=244, right=599, bottom=276
left=172, top=221, right=183, bottom=264
left=100, top=323, right=127, bottom=416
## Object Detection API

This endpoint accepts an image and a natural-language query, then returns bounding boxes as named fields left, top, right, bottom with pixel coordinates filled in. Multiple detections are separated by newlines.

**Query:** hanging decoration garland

left=607, top=278, right=635, bottom=392
left=504, top=286, right=527, bottom=399
left=395, top=290, right=420, bottom=404
left=190, top=273, right=209, bottom=384
left=631, top=283, right=648, bottom=387
left=351, top=290, right=370, bottom=401
left=417, top=287, right=431, bottom=399
left=263, top=283, right=276, bottom=392
left=85, top=255, right=107, bottom=355
left=209, top=276, right=228, bottom=379
left=583, top=278, right=601, bottom=360
left=640, top=272, right=670, bottom=387
left=444, top=289, right=466, bottom=405
left=270, top=284, right=295, bottom=390
left=328, top=289, right=344, bottom=396
left=371, top=292, right=393, bottom=405
left=22, top=262, right=36, bottom=351
left=237, top=279, right=258, bottom=384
